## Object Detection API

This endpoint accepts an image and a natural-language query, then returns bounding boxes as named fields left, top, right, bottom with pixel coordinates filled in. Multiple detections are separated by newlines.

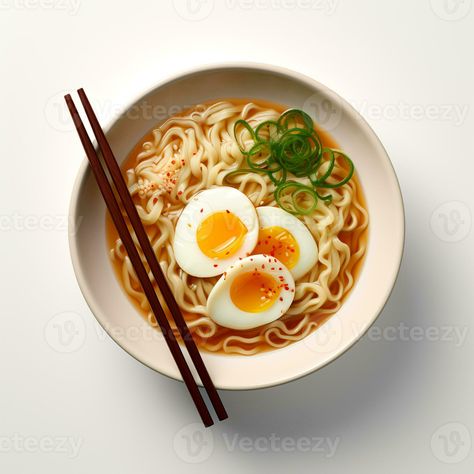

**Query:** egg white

left=207, top=254, right=295, bottom=330
left=256, top=206, right=318, bottom=280
left=173, top=187, right=259, bottom=277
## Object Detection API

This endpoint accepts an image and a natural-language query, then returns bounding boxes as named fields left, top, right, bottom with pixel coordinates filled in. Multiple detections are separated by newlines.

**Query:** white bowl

left=69, top=63, right=404, bottom=390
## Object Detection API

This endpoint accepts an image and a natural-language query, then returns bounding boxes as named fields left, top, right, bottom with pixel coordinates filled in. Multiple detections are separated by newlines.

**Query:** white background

left=1, top=0, right=473, bottom=472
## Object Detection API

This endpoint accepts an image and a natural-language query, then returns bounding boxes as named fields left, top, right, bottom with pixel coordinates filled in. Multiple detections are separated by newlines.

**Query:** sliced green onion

left=274, top=181, right=318, bottom=215
left=225, top=109, right=355, bottom=215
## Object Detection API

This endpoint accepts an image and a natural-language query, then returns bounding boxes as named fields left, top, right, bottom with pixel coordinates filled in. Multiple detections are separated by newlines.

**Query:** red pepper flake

left=226, top=209, right=230, bottom=213
left=261, top=264, right=265, bottom=269
left=200, top=208, right=203, bottom=213
left=171, top=160, right=176, bottom=164
left=178, top=191, right=183, bottom=195
left=279, top=297, right=283, bottom=302
left=278, top=267, right=282, bottom=271
left=213, top=264, right=218, bottom=268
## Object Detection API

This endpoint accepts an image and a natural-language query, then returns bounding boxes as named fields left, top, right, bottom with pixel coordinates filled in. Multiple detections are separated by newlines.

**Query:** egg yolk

left=196, top=211, right=248, bottom=259
left=230, top=271, right=281, bottom=313
left=253, top=226, right=300, bottom=269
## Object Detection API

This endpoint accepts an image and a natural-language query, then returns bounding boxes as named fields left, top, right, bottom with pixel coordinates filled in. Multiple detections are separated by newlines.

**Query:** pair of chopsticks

left=65, top=89, right=227, bottom=427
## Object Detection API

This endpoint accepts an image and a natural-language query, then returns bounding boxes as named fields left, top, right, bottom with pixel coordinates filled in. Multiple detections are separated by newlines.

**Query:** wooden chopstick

left=76, top=89, right=228, bottom=422
left=65, top=93, right=221, bottom=427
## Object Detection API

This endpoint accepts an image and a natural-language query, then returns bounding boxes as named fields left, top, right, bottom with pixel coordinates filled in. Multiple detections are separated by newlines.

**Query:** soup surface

left=106, top=99, right=368, bottom=355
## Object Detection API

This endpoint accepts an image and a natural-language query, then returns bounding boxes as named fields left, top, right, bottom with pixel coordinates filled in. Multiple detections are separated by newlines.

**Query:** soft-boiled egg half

left=207, top=254, right=295, bottom=330
left=253, top=206, right=318, bottom=280
left=173, top=187, right=259, bottom=277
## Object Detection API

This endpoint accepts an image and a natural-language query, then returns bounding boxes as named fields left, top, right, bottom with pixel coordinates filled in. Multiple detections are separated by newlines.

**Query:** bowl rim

left=68, top=61, right=405, bottom=390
